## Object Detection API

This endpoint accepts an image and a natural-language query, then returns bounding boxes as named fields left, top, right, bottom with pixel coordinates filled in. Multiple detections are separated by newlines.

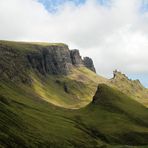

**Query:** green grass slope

left=30, top=67, right=106, bottom=109
left=0, top=82, right=148, bottom=148
left=79, top=84, right=148, bottom=146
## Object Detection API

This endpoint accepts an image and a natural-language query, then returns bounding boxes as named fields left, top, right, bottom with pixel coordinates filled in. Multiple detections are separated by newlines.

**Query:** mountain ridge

left=0, top=40, right=148, bottom=107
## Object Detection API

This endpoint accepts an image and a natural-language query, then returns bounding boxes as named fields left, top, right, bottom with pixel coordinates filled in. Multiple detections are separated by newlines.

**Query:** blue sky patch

left=128, top=73, right=148, bottom=88
left=38, top=0, right=86, bottom=12
left=141, top=0, right=148, bottom=12
left=38, top=0, right=111, bottom=12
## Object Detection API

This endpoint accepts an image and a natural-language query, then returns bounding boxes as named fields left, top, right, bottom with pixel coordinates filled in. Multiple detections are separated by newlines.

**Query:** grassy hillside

left=0, top=82, right=148, bottom=147
left=30, top=67, right=106, bottom=109
left=75, top=85, right=148, bottom=147
left=0, top=40, right=148, bottom=147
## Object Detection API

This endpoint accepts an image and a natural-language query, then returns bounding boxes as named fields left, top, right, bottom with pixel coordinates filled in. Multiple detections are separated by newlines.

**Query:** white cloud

left=0, top=0, right=148, bottom=81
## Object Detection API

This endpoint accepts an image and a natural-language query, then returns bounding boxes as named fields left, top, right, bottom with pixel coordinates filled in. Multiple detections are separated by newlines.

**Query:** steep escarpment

left=0, top=41, right=96, bottom=84
left=27, top=45, right=72, bottom=75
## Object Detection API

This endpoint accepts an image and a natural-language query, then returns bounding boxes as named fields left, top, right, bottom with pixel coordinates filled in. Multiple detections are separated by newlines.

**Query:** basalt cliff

left=0, top=41, right=95, bottom=84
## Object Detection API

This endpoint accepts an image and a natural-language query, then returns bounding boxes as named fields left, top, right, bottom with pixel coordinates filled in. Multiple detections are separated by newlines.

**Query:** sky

left=0, top=0, right=148, bottom=87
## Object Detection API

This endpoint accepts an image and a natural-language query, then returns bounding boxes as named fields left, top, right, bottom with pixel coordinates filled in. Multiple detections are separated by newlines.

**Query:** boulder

left=70, top=49, right=83, bottom=66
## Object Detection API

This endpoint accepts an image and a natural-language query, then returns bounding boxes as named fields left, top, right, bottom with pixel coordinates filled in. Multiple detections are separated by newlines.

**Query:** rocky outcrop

left=112, top=70, right=144, bottom=90
left=112, top=70, right=129, bottom=80
left=27, top=45, right=72, bottom=75
left=28, top=47, right=96, bottom=75
left=109, top=70, right=148, bottom=107
left=83, top=57, right=96, bottom=72
left=70, top=49, right=83, bottom=66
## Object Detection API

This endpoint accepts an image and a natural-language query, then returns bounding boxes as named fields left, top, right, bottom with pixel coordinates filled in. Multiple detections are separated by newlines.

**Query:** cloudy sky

left=0, top=0, right=148, bottom=87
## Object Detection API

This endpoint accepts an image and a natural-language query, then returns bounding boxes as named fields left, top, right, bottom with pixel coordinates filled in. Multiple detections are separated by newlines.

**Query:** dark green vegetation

left=0, top=82, right=148, bottom=148
left=0, top=40, right=148, bottom=148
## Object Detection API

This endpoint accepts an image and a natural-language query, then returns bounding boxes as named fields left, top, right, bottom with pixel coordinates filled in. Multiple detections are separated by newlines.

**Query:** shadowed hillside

left=0, top=83, right=148, bottom=147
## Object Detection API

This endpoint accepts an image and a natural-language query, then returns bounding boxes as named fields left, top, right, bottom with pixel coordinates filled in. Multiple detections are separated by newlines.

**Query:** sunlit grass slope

left=0, top=82, right=148, bottom=148
left=31, top=67, right=107, bottom=109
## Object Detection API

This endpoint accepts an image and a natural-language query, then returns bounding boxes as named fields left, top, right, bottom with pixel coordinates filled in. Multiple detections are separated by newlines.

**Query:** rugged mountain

left=0, top=40, right=148, bottom=108
left=0, top=40, right=148, bottom=147
left=0, top=40, right=104, bottom=108
left=0, top=40, right=95, bottom=81
left=109, top=70, right=148, bottom=107
left=0, top=40, right=147, bottom=108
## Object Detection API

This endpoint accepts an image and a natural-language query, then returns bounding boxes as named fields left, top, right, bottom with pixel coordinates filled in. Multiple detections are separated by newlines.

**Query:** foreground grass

left=0, top=81, right=148, bottom=148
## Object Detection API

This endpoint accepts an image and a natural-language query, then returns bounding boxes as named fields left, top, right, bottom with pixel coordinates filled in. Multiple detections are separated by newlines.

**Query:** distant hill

left=108, top=70, right=148, bottom=107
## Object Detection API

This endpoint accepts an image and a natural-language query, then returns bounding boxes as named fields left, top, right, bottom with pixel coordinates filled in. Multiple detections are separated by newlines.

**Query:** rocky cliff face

left=27, top=45, right=72, bottom=75
left=70, top=50, right=96, bottom=72
left=83, top=57, right=96, bottom=72
left=0, top=41, right=96, bottom=83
